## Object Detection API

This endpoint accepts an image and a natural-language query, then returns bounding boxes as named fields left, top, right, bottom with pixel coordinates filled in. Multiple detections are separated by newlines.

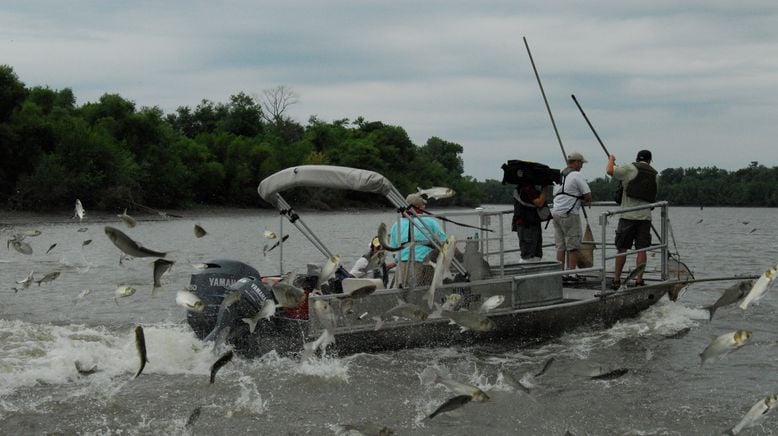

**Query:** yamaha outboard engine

left=187, top=259, right=273, bottom=340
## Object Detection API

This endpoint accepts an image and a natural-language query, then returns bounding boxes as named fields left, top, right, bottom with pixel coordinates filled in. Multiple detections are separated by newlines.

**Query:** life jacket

left=556, top=168, right=585, bottom=214
left=624, top=162, right=658, bottom=202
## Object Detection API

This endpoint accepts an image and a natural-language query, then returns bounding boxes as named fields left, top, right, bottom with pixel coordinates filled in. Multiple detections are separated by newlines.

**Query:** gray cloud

left=2, top=1, right=777, bottom=181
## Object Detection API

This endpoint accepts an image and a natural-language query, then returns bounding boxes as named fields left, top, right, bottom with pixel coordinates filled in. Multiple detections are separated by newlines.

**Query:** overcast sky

left=2, top=1, right=777, bottom=181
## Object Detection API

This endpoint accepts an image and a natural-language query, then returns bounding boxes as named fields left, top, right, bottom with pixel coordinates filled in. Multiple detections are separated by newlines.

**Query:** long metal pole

left=571, top=94, right=610, bottom=157
left=523, top=36, right=567, bottom=162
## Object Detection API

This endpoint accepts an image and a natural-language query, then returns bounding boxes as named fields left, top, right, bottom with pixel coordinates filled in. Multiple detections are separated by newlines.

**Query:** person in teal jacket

left=390, top=193, right=447, bottom=287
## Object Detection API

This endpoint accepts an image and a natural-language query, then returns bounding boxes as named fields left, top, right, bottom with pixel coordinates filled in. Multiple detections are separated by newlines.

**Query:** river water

left=1, top=205, right=777, bottom=435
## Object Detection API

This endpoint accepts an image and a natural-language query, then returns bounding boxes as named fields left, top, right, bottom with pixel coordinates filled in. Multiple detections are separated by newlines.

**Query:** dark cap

left=636, top=149, right=652, bottom=163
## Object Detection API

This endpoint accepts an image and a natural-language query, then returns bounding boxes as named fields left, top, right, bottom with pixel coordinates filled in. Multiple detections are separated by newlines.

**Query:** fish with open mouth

left=176, top=290, right=205, bottom=313
left=699, top=330, right=752, bottom=367
left=417, top=186, right=456, bottom=200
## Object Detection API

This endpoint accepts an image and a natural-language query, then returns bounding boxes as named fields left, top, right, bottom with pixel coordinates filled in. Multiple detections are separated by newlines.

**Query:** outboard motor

left=187, top=259, right=273, bottom=339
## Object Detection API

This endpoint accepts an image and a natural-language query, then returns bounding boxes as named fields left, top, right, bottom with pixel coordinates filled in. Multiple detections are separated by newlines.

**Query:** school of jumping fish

left=3, top=196, right=778, bottom=434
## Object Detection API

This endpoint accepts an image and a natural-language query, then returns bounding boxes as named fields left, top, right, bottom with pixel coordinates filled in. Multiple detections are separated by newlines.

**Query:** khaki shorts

left=552, top=213, right=582, bottom=251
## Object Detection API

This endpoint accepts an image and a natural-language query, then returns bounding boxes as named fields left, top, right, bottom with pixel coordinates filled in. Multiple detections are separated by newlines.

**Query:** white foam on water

left=224, top=375, right=269, bottom=417
left=0, top=319, right=216, bottom=398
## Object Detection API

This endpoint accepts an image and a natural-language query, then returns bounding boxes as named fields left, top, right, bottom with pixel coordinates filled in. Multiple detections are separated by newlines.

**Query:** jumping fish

left=667, top=254, right=694, bottom=301
left=134, top=325, right=148, bottom=378
left=11, top=240, right=32, bottom=255
left=417, top=186, right=456, bottom=200
left=193, top=223, right=207, bottom=238
left=590, top=368, right=629, bottom=380
left=271, top=282, right=306, bottom=308
left=302, top=329, right=336, bottom=359
left=74, top=199, right=86, bottom=221
left=114, top=285, right=137, bottom=304
left=15, top=270, right=34, bottom=290
left=316, top=255, right=341, bottom=289
left=434, top=375, right=489, bottom=402
left=203, top=291, right=242, bottom=341
left=45, top=243, right=57, bottom=254
left=241, top=299, right=276, bottom=333
left=442, top=309, right=496, bottom=333
left=22, top=229, right=41, bottom=237
left=117, top=209, right=137, bottom=228
left=209, top=350, right=234, bottom=384
left=376, top=222, right=402, bottom=251
left=426, top=395, right=473, bottom=420
left=265, top=234, right=289, bottom=254
left=373, top=301, right=428, bottom=331
left=185, top=406, right=202, bottom=430
left=35, top=271, right=60, bottom=286
left=331, top=423, right=394, bottom=435
left=104, top=226, right=167, bottom=258
left=621, top=263, right=647, bottom=289
left=175, top=290, right=205, bottom=313
left=81, top=239, right=92, bottom=247
left=499, top=368, right=532, bottom=393
left=263, top=230, right=277, bottom=239
left=739, top=263, right=778, bottom=310
left=705, top=280, right=753, bottom=320
left=478, top=295, right=505, bottom=313
left=427, top=235, right=456, bottom=308
left=152, top=258, right=175, bottom=287
left=312, top=299, right=338, bottom=330
left=726, top=393, right=778, bottom=435
left=699, top=330, right=752, bottom=367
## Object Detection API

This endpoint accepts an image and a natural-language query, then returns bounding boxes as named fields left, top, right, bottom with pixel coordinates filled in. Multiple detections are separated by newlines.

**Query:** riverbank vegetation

left=2, top=65, right=776, bottom=211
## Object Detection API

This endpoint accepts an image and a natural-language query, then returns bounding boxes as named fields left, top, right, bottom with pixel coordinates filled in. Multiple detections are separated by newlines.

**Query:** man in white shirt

left=551, top=152, right=592, bottom=278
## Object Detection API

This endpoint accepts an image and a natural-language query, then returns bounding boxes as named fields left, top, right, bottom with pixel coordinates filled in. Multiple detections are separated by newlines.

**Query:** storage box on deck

left=497, top=261, right=564, bottom=308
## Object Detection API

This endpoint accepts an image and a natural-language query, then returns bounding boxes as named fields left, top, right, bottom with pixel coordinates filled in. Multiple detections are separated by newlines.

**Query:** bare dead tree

left=259, top=85, right=299, bottom=123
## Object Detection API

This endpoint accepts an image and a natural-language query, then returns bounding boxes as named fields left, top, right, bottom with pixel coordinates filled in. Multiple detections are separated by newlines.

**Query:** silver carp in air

left=739, top=263, right=778, bottom=310
left=417, top=186, right=456, bottom=200
left=478, top=295, right=505, bottom=313
left=176, top=290, right=205, bottom=313
left=193, top=223, right=207, bottom=238
left=117, top=209, right=137, bottom=228
left=442, top=309, right=496, bottom=333
left=426, top=395, right=472, bottom=420
left=242, top=299, right=276, bottom=333
left=263, top=230, right=277, bottom=239
left=15, top=270, right=34, bottom=290
left=376, top=222, right=401, bottom=251
left=699, top=330, right=752, bottom=367
left=316, top=255, right=340, bottom=289
left=74, top=199, right=86, bottom=221
left=35, top=271, right=60, bottom=286
left=313, top=299, right=338, bottom=330
left=104, top=226, right=167, bottom=258
left=706, top=280, right=753, bottom=321
left=114, top=285, right=137, bottom=304
left=427, top=235, right=456, bottom=308
left=726, top=393, right=778, bottom=435
left=152, top=258, right=175, bottom=287
left=373, top=301, right=428, bottom=330
left=271, top=282, right=306, bottom=308
left=434, top=375, right=489, bottom=402
left=134, top=325, right=148, bottom=378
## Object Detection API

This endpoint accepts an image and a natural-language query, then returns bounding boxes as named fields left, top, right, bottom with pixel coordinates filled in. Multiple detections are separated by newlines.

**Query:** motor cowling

left=186, top=259, right=273, bottom=339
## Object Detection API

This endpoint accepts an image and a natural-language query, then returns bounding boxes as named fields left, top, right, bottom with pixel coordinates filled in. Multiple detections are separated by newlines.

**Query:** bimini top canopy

left=258, top=165, right=397, bottom=206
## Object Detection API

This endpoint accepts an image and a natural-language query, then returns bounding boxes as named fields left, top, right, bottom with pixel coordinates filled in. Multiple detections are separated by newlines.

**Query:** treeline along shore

left=2, top=65, right=777, bottom=213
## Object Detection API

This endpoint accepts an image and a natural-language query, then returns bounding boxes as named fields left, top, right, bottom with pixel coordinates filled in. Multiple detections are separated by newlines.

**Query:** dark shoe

left=610, top=280, right=621, bottom=290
